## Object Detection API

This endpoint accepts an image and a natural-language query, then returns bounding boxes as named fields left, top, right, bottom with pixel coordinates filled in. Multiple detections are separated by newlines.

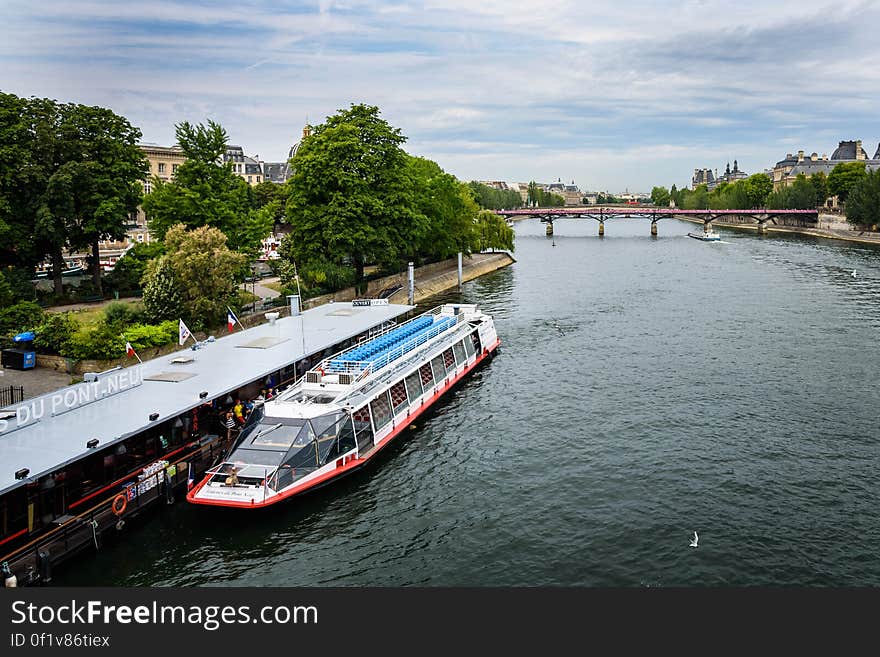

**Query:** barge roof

left=0, top=301, right=413, bottom=495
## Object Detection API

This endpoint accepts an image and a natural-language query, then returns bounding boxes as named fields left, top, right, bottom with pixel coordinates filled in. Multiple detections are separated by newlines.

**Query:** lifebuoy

left=318, top=367, right=325, bottom=376
left=111, top=494, right=127, bottom=516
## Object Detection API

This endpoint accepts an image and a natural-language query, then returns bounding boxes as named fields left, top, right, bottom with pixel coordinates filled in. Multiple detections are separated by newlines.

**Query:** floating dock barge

left=0, top=300, right=412, bottom=586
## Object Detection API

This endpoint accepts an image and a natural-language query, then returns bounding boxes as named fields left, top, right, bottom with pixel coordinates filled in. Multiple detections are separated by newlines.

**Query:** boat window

left=319, top=415, right=356, bottom=464
left=419, top=363, right=434, bottom=389
left=463, top=333, right=476, bottom=358
left=281, top=422, right=318, bottom=470
left=353, top=406, right=373, bottom=450
left=249, top=419, right=307, bottom=449
left=430, top=355, right=446, bottom=382
left=453, top=341, right=467, bottom=366
left=405, top=372, right=422, bottom=403
left=389, top=380, right=408, bottom=416
left=370, top=391, right=393, bottom=430
left=470, top=331, right=481, bottom=353
left=442, top=348, right=455, bottom=371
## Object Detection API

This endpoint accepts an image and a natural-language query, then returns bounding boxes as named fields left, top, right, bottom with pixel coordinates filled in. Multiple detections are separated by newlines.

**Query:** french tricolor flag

left=227, top=307, right=240, bottom=332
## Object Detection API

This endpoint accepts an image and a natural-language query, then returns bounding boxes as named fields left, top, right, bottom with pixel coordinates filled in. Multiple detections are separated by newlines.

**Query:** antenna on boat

left=292, top=259, right=306, bottom=358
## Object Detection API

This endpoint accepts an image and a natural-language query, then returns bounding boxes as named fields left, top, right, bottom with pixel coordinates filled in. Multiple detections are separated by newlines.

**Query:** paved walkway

left=240, top=277, right=283, bottom=301
left=1, top=365, right=72, bottom=401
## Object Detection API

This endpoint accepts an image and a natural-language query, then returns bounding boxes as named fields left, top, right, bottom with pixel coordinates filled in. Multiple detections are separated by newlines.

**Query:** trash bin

left=2, top=332, right=36, bottom=370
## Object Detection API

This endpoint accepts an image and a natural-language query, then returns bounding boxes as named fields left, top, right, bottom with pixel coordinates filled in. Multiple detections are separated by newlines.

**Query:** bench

left=80, top=294, right=103, bottom=303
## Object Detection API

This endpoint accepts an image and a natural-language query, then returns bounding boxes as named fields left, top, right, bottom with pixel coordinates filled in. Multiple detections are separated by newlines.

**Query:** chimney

left=797, top=150, right=804, bottom=162
left=856, top=140, right=865, bottom=161
left=822, top=153, right=828, bottom=161
left=810, top=153, right=818, bottom=161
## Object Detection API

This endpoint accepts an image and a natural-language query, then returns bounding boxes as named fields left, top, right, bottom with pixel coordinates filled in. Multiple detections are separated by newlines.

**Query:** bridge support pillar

left=598, top=221, right=604, bottom=237
left=756, top=222, right=766, bottom=235
left=651, top=221, right=658, bottom=236
left=545, top=221, right=553, bottom=236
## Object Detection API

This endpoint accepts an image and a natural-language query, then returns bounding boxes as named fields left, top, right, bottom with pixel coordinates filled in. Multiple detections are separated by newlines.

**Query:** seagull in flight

left=689, top=531, right=699, bottom=548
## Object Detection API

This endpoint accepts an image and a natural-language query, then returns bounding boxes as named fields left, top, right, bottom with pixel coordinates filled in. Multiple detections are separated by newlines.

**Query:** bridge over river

left=497, top=207, right=819, bottom=236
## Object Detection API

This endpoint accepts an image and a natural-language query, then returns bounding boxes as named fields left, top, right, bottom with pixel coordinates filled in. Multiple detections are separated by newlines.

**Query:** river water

left=56, top=218, right=880, bottom=586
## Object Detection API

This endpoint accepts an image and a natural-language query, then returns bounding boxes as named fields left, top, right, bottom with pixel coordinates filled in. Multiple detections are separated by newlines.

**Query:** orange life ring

left=111, top=494, right=127, bottom=516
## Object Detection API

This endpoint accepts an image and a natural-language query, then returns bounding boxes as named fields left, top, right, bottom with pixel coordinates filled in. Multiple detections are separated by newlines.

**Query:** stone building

left=771, top=140, right=880, bottom=191
left=223, top=146, right=264, bottom=186
left=263, top=125, right=311, bottom=184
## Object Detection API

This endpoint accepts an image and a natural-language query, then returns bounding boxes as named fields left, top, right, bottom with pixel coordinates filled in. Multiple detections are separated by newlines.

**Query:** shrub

left=61, top=321, right=125, bottom=361
left=34, top=312, right=80, bottom=354
left=0, top=301, right=44, bottom=336
left=104, top=301, right=138, bottom=327
left=142, top=255, right=183, bottom=323
left=122, top=320, right=178, bottom=349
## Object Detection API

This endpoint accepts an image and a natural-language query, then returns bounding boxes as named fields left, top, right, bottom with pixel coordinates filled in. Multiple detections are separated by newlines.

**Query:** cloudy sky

left=2, top=0, right=878, bottom=192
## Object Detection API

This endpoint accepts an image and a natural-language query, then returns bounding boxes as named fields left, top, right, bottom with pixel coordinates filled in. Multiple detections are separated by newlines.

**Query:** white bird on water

left=852, top=269, right=857, bottom=278
left=689, top=531, right=699, bottom=548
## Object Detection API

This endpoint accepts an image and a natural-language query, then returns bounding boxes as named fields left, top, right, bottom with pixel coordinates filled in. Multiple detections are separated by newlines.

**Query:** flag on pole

left=226, top=306, right=240, bottom=332
left=186, top=463, right=195, bottom=491
left=124, top=341, right=142, bottom=363
left=179, top=319, right=192, bottom=346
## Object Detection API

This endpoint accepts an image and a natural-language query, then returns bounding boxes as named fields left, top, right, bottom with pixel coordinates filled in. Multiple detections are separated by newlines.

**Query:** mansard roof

left=831, top=140, right=868, bottom=160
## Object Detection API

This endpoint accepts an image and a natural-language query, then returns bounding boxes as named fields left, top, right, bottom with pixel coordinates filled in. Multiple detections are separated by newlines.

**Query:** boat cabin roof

left=0, top=301, right=412, bottom=495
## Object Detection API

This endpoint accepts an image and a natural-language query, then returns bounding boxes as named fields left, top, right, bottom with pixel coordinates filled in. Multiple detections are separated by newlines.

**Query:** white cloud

left=2, top=0, right=878, bottom=189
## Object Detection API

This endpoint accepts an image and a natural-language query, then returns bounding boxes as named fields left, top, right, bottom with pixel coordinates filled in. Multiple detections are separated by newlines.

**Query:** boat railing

left=311, top=310, right=461, bottom=382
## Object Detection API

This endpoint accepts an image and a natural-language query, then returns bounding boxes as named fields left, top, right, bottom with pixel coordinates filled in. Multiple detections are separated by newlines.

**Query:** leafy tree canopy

left=828, top=161, right=868, bottom=203
left=142, top=120, right=272, bottom=255
left=845, top=169, right=880, bottom=227
left=284, top=103, right=426, bottom=282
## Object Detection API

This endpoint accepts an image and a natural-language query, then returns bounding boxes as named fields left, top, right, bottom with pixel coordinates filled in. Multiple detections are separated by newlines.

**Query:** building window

left=248, top=176, right=252, bottom=183
left=143, top=180, right=152, bottom=194
left=172, top=164, right=179, bottom=174
left=257, top=176, right=261, bottom=183
left=137, top=234, right=144, bottom=243
left=158, top=163, right=166, bottom=174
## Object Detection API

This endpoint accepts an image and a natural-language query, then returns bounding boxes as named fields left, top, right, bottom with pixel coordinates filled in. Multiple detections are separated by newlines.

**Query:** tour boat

left=187, top=303, right=500, bottom=509
left=688, top=229, right=721, bottom=242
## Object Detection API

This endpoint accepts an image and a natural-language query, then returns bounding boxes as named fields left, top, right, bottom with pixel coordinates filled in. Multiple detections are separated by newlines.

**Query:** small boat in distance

left=688, top=228, right=721, bottom=242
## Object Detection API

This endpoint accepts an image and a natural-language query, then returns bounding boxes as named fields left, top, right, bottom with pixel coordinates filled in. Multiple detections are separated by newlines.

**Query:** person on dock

left=224, top=411, right=236, bottom=441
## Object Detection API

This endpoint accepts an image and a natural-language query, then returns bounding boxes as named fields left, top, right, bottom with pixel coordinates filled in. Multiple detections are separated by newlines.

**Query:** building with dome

left=771, top=140, right=880, bottom=192
left=264, top=125, right=311, bottom=184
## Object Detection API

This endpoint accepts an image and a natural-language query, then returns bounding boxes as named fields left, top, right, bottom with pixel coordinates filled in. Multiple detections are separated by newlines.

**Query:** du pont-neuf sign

left=0, top=366, right=143, bottom=435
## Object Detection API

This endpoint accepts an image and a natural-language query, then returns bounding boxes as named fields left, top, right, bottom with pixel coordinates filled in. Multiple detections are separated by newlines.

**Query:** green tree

left=163, top=223, right=246, bottom=328
left=411, top=157, right=479, bottom=260
left=650, top=186, right=670, bottom=207
left=141, top=255, right=182, bottom=323
left=810, top=171, right=828, bottom=207
left=47, top=104, right=147, bottom=296
left=284, top=103, right=426, bottom=283
left=142, top=120, right=272, bottom=255
left=684, top=184, right=709, bottom=209
left=828, top=161, right=868, bottom=204
left=105, top=241, right=165, bottom=295
left=474, top=210, right=515, bottom=252
left=742, top=174, right=772, bottom=208
left=767, top=174, right=815, bottom=209
left=845, top=170, right=880, bottom=227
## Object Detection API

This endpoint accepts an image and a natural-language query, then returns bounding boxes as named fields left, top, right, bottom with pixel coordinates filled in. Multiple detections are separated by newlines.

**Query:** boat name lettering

left=352, top=299, right=389, bottom=307
left=0, top=366, right=143, bottom=435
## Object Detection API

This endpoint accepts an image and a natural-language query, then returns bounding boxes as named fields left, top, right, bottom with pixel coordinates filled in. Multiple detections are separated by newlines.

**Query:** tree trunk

left=51, top=247, right=64, bottom=297
left=91, top=239, right=103, bottom=296
left=354, top=254, right=364, bottom=285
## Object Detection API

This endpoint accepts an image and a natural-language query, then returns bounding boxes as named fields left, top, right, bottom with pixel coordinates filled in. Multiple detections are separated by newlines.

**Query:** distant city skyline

left=2, top=0, right=878, bottom=191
